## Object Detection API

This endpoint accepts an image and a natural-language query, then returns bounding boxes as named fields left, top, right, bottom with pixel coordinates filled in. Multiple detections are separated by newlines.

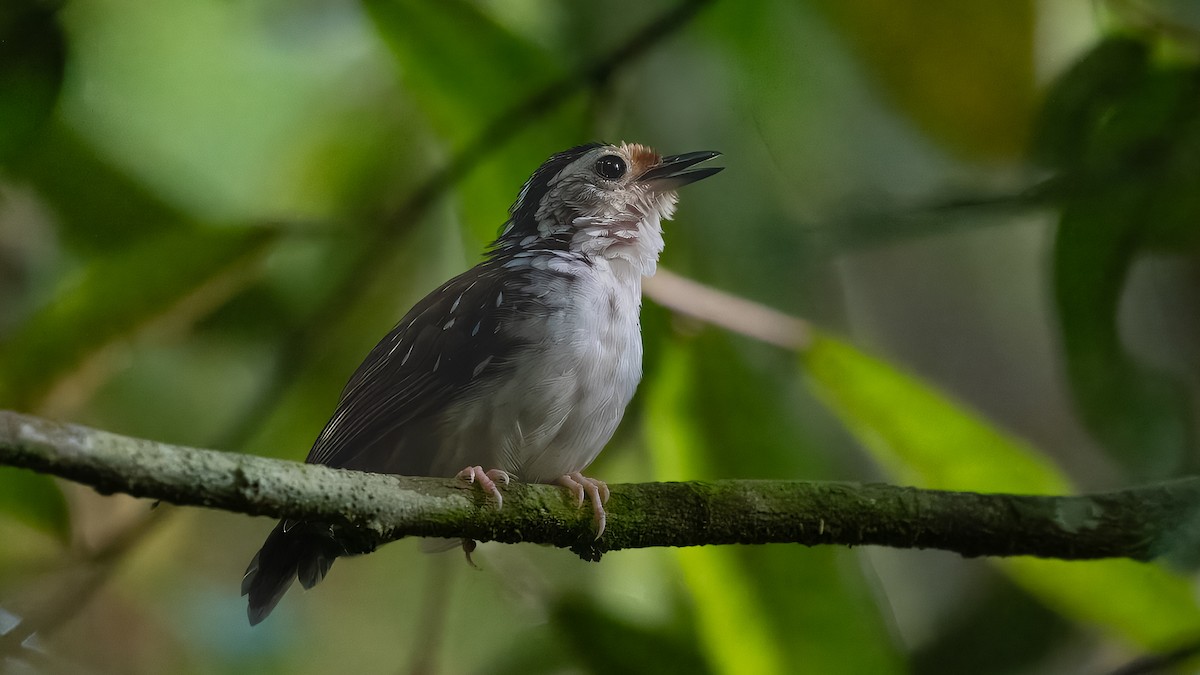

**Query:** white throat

left=568, top=191, right=677, bottom=277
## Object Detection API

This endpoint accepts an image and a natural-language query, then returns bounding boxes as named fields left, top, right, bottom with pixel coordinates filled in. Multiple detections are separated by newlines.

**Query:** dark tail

left=241, top=521, right=341, bottom=625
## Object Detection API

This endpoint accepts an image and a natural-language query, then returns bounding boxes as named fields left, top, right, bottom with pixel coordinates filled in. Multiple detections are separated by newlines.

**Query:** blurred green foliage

left=1035, top=36, right=1200, bottom=478
left=647, top=339, right=903, bottom=674
left=804, top=332, right=1200, bottom=646
left=811, top=0, right=1037, bottom=158
left=0, top=226, right=276, bottom=411
left=365, top=0, right=589, bottom=248
left=0, top=3, right=64, bottom=164
left=1, top=0, right=1198, bottom=673
left=0, top=468, right=69, bottom=542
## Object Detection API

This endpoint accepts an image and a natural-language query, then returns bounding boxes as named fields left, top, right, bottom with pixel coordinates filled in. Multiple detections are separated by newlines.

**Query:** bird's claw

left=456, top=466, right=512, bottom=508
left=461, top=538, right=479, bottom=569
left=556, top=473, right=609, bottom=539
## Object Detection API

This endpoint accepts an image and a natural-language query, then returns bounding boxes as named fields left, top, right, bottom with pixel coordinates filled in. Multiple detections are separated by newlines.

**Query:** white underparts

left=435, top=251, right=647, bottom=483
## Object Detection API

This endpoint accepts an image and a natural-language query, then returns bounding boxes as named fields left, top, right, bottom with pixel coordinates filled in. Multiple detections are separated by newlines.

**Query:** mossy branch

left=2, top=410, right=1197, bottom=562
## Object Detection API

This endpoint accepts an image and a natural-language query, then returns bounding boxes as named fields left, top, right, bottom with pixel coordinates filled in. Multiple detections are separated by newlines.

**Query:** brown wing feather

left=304, top=261, right=521, bottom=473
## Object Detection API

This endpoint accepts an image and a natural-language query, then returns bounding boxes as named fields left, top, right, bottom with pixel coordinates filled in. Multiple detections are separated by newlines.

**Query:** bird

left=241, top=141, right=722, bottom=625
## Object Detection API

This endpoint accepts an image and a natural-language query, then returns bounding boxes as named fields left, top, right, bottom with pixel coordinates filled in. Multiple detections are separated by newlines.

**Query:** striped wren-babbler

left=242, top=142, right=722, bottom=624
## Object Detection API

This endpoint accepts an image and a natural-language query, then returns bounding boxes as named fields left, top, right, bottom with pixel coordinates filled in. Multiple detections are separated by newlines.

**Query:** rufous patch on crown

left=620, top=142, right=662, bottom=177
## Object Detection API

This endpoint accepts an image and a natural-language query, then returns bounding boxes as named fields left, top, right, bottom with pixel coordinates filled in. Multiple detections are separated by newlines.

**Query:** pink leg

left=556, top=472, right=610, bottom=539
left=456, top=466, right=513, bottom=508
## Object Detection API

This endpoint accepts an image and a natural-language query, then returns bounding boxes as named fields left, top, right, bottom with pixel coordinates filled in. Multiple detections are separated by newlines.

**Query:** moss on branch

left=2, top=410, right=1197, bottom=562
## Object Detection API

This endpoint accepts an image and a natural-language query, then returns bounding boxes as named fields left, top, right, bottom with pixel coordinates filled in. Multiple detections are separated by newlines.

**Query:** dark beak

left=637, top=150, right=723, bottom=190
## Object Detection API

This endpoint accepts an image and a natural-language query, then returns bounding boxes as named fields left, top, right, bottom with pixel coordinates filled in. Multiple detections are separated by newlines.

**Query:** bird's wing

left=304, top=262, right=520, bottom=471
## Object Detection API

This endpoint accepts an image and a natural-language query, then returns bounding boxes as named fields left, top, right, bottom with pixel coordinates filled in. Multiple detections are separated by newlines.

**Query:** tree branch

left=2, top=410, right=1197, bottom=563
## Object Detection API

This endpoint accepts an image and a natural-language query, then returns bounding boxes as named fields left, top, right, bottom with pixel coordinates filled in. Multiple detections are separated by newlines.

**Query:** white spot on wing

left=471, top=320, right=481, bottom=336
left=450, top=293, right=462, bottom=313
left=443, top=318, right=455, bottom=330
left=432, top=355, right=441, bottom=372
left=400, top=343, right=415, bottom=366
left=472, top=355, right=493, bottom=378
left=495, top=291, right=504, bottom=307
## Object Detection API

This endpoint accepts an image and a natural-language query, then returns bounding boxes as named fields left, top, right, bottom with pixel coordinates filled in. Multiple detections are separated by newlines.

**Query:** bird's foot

left=456, top=466, right=512, bottom=508
left=556, top=472, right=610, bottom=539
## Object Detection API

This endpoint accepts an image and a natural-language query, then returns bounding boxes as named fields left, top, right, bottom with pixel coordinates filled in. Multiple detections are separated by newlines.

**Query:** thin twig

left=644, top=268, right=812, bottom=350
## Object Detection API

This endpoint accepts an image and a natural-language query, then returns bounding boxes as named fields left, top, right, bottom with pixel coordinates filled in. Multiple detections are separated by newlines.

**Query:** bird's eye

left=594, top=155, right=626, bottom=181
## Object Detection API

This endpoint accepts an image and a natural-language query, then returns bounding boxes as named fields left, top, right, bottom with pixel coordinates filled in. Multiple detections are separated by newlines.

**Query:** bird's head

left=491, top=142, right=722, bottom=276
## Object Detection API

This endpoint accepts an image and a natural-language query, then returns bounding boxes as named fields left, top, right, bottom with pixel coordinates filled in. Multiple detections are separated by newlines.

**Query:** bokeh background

left=2, top=0, right=1200, bottom=673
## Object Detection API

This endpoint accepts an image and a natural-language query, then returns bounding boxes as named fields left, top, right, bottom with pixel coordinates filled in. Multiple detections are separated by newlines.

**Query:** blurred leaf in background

left=366, top=0, right=592, bottom=249
left=810, top=0, right=1037, bottom=159
left=1035, top=36, right=1200, bottom=478
left=0, top=469, right=69, bottom=543
left=0, top=226, right=276, bottom=414
left=0, top=1, right=65, bottom=164
left=804, top=332, right=1200, bottom=650
left=646, top=335, right=903, bottom=674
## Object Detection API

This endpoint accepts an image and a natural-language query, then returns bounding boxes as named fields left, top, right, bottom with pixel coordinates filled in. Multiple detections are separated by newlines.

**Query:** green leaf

left=1031, top=37, right=1150, bottom=169
left=1054, top=200, right=1194, bottom=477
left=0, top=467, right=69, bottom=541
left=802, top=332, right=1200, bottom=647
left=11, top=122, right=190, bottom=254
left=1005, top=557, right=1200, bottom=648
left=1033, top=38, right=1200, bottom=476
left=803, top=334, right=1068, bottom=494
left=363, top=0, right=586, bottom=249
left=550, top=593, right=711, bottom=675
left=811, top=0, right=1036, bottom=158
left=364, top=0, right=557, bottom=144
left=0, top=3, right=64, bottom=163
left=645, top=338, right=903, bottom=675
left=911, top=574, right=1070, bottom=674
left=0, top=226, right=276, bottom=411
